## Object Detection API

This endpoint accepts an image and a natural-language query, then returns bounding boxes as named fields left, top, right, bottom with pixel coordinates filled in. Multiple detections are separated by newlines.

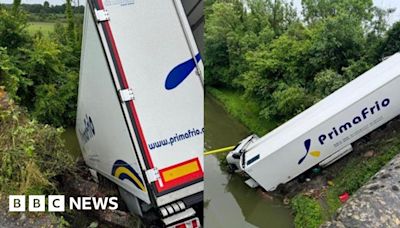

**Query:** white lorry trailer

left=76, top=0, right=204, bottom=227
left=227, top=53, right=400, bottom=191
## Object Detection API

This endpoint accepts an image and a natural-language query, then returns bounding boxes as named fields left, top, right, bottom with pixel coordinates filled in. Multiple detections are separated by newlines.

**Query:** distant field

left=27, top=22, right=58, bottom=35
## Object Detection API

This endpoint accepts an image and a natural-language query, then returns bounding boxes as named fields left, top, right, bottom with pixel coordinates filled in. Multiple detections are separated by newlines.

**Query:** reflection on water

left=205, top=95, right=293, bottom=228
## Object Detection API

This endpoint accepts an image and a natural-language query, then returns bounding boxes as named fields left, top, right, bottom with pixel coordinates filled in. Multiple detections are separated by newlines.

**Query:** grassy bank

left=207, top=87, right=276, bottom=136
left=291, top=129, right=400, bottom=228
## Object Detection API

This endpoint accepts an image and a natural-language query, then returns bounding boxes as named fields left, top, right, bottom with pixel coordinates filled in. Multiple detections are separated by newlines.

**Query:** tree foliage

left=0, top=1, right=81, bottom=126
left=205, top=0, right=398, bottom=123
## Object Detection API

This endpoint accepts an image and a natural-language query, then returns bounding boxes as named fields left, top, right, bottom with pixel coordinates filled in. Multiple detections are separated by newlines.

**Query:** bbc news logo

left=9, top=195, right=118, bottom=212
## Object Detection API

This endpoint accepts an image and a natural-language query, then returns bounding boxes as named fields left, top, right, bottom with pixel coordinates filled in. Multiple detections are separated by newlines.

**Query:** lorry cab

left=226, top=134, right=259, bottom=173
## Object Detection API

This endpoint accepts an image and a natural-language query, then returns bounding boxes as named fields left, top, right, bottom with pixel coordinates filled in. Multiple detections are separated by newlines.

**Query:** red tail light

left=173, top=218, right=200, bottom=228
left=175, top=224, right=186, bottom=228
left=192, top=219, right=199, bottom=228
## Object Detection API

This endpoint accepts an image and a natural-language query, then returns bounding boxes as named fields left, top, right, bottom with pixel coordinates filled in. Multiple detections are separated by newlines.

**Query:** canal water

left=204, top=95, right=293, bottom=228
left=62, top=127, right=82, bottom=160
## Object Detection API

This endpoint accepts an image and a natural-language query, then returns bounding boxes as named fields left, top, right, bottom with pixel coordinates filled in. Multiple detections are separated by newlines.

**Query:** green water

left=62, top=127, right=82, bottom=160
left=204, top=95, right=294, bottom=228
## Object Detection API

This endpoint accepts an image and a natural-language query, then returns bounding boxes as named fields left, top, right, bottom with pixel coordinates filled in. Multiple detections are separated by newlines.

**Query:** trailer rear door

left=90, top=0, right=204, bottom=197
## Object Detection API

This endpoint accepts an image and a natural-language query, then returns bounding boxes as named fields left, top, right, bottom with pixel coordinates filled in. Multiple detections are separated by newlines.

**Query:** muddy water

left=204, top=95, right=294, bottom=228
left=62, top=127, right=82, bottom=160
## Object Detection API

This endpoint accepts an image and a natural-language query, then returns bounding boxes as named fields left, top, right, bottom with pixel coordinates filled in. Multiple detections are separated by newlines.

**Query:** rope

left=204, top=146, right=235, bottom=156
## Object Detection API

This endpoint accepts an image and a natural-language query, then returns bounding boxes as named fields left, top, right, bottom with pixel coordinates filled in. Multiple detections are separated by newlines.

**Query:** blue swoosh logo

left=165, top=53, right=201, bottom=90
left=298, top=139, right=311, bottom=165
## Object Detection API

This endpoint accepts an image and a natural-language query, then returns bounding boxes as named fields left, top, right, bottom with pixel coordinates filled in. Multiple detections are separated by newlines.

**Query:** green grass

left=291, top=133, right=400, bottom=227
left=291, top=195, right=324, bottom=228
left=207, top=87, right=277, bottom=136
left=27, top=22, right=57, bottom=36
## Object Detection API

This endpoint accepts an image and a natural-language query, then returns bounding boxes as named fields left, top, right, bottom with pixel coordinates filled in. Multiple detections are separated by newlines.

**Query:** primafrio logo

left=164, top=53, right=201, bottom=90
left=298, top=139, right=321, bottom=164
left=79, top=114, right=95, bottom=144
left=318, top=98, right=390, bottom=145
left=298, top=98, right=391, bottom=165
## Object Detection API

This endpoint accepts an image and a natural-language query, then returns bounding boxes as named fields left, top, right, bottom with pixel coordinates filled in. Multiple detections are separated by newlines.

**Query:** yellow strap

left=204, top=146, right=235, bottom=156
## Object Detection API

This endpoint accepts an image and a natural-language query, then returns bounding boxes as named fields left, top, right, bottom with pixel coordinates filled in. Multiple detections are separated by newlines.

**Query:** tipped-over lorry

left=227, top=53, right=400, bottom=192
left=76, top=0, right=204, bottom=227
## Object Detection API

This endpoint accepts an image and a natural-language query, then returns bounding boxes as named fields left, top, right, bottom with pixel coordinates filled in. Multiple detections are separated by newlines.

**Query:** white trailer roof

left=181, top=0, right=204, bottom=54
left=248, top=53, right=400, bottom=158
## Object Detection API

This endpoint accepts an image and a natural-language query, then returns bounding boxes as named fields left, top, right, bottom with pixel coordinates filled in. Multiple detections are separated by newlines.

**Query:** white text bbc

left=9, top=195, right=119, bottom=212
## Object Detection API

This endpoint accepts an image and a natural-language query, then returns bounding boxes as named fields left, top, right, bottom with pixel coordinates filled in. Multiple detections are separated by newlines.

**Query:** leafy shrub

left=0, top=48, right=25, bottom=99
left=0, top=7, right=30, bottom=52
left=0, top=3, right=81, bottom=127
left=314, top=69, right=347, bottom=97
left=262, top=84, right=314, bottom=122
left=0, top=104, right=74, bottom=194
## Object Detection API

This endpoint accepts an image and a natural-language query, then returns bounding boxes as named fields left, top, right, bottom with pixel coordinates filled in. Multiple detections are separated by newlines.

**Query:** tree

left=205, top=0, right=298, bottom=88
left=301, top=0, right=373, bottom=24
left=307, top=14, right=366, bottom=74
left=313, top=69, right=347, bottom=97
left=378, top=22, right=400, bottom=59
left=262, top=83, right=314, bottom=122
left=0, top=7, right=29, bottom=52
left=12, top=0, right=21, bottom=15
left=205, top=1, right=245, bottom=86
left=205, top=0, right=394, bottom=125
left=0, top=2, right=81, bottom=127
left=43, top=1, right=50, bottom=8
left=65, top=0, right=76, bottom=43
left=240, top=23, right=312, bottom=99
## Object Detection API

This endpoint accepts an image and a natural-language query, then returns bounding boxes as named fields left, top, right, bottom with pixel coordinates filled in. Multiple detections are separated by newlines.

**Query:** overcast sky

left=0, top=0, right=79, bottom=5
left=293, top=0, right=400, bottom=24
left=0, top=0, right=399, bottom=23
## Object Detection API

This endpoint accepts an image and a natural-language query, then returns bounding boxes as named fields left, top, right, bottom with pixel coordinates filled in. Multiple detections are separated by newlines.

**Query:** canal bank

left=206, top=88, right=400, bottom=227
left=322, top=152, right=400, bottom=227
left=60, top=128, right=143, bottom=228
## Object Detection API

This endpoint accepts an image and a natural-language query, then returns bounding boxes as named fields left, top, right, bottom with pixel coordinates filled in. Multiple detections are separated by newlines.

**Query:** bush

left=0, top=104, right=74, bottom=194
left=314, top=69, right=347, bottom=97
left=0, top=7, right=30, bottom=52
left=263, top=83, right=314, bottom=122
left=0, top=48, right=25, bottom=99
left=0, top=4, right=81, bottom=127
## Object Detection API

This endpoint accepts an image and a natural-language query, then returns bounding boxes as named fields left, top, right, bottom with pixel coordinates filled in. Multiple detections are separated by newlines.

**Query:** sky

left=0, top=0, right=399, bottom=23
left=293, top=0, right=400, bottom=24
left=0, top=0, right=80, bottom=5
